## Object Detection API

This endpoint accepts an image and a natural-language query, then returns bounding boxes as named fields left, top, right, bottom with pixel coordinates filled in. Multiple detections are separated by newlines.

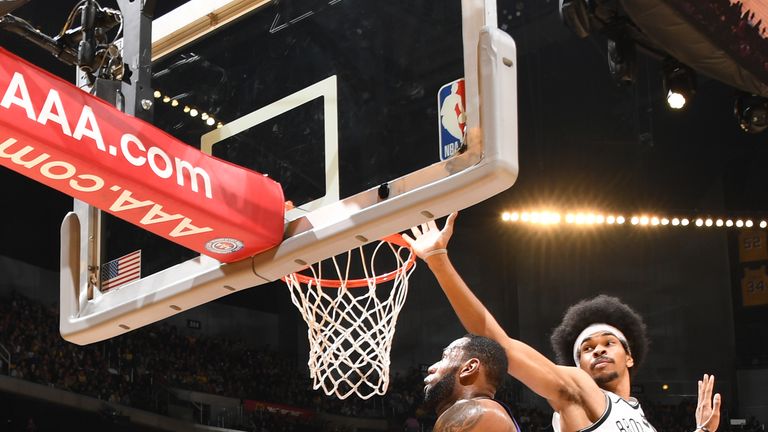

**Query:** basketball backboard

left=60, top=0, right=518, bottom=344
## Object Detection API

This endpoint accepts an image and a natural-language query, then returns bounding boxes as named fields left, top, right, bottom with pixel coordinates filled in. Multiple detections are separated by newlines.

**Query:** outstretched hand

left=695, top=374, right=721, bottom=432
left=402, top=212, right=458, bottom=261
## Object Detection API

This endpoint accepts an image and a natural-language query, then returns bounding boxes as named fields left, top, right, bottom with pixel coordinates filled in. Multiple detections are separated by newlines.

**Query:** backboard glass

left=60, top=0, right=518, bottom=344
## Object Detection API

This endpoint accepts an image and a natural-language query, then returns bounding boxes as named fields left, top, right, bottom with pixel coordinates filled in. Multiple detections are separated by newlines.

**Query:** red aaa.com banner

left=0, top=47, right=285, bottom=263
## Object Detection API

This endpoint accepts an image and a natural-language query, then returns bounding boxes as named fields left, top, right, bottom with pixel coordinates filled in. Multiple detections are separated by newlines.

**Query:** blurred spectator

left=0, top=291, right=728, bottom=432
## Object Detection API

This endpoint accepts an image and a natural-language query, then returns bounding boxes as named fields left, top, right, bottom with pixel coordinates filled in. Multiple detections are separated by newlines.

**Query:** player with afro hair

left=405, top=213, right=722, bottom=432
left=550, top=294, right=649, bottom=373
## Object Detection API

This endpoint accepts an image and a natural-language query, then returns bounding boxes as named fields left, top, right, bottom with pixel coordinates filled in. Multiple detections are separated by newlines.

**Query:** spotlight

left=607, top=36, right=635, bottom=85
left=663, top=59, right=696, bottom=110
left=559, top=0, right=591, bottom=39
left=734, top=93, right=768, bottom=134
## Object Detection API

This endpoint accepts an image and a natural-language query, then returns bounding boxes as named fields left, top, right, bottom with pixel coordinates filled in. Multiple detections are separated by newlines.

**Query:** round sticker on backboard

left=205, top=238, right=244, bottom=254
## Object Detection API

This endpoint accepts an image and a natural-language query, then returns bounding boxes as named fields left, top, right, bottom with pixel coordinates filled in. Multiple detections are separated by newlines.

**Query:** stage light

left=663, top=59, right=696, bottom=110
left=607, top=36, right=635, bottom=85
left=0, top=0, right=30, bottom=17
left=559, top=0, right=591, bottom=39
left=499, top=209, right=768, bottom=232
left=189, top=108, right=198, bottom=117
left=734, top=93, right=768, bottom=134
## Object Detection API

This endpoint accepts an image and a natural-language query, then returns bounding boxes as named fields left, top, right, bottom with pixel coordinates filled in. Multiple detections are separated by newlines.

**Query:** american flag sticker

left=101, top=250, right=141, bottom=291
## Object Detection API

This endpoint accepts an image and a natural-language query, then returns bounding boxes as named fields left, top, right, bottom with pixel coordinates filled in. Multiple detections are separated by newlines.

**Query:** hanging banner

left=0, top=47, right=284, bottom=263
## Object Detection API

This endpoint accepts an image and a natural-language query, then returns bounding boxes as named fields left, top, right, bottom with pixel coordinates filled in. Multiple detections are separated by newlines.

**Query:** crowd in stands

left=0, top=291, right=761, bottom=432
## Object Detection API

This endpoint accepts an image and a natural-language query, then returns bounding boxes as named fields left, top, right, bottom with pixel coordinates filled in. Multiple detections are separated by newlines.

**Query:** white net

left=283, top=235, right=416, bottom=400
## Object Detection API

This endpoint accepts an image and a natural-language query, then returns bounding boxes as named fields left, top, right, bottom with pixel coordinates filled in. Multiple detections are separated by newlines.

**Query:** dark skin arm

left=434, top=399, right=517, bottom=432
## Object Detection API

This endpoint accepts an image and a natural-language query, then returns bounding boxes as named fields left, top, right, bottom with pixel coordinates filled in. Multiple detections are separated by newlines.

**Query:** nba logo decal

left=437, top=78, right=466, bottom=160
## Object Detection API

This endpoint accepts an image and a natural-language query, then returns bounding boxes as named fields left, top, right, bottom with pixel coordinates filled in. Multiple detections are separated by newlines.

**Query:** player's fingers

left=427, top=220, right=438, bottom=231
left=445, top=212, right=458, bottom=234
left=446, top=212, right=458, bottom=228
left=703, top=375, right=714, bottom=404
left=409, top=226, right=421, bottom=238
left=697, top=379, right=702, bottom=400
left=712, top=393, right=721, bottom=413
left=420, top=223, right=429, bottom=234
left=402, top=232, right=414, bottom=245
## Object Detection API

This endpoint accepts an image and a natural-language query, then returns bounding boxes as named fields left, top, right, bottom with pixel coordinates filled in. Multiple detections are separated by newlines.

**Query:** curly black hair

left=550, top=295, right=649, bottom=373
left=461, top=334, right=509, bottom=389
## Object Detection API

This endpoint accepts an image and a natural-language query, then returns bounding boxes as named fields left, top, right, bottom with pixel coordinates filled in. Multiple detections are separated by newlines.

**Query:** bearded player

left=424, top=334, right=520, bottom=431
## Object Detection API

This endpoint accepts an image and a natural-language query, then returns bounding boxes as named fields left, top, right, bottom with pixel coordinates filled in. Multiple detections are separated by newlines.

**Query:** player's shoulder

left=434, top=398, right=517, bottom=432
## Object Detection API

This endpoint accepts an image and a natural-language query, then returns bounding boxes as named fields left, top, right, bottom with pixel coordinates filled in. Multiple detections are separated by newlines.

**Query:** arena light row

left=501, top=211, right=768, bottom=229
left=153, top=90, right=223, bottom=129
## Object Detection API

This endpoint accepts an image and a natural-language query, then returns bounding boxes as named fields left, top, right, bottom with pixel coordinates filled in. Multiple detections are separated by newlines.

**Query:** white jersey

left=552, top=390, right=657, bottom=432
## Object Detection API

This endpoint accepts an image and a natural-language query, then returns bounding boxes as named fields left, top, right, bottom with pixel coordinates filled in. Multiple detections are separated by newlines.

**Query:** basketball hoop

left=283, top=234, right=416, bottom=400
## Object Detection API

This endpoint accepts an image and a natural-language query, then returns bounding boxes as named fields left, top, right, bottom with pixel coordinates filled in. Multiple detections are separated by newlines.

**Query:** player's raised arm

left=403, top=213, right=602, bottom=412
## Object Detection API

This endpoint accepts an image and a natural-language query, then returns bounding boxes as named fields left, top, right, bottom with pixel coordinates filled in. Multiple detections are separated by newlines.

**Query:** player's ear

left=459, top=357, right=480, bottom=379
left=625, top=353, right=634, bottom=369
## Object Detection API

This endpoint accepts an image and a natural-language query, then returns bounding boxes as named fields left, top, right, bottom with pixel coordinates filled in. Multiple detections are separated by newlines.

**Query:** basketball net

left=283, top=234, right=416, bottom=400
